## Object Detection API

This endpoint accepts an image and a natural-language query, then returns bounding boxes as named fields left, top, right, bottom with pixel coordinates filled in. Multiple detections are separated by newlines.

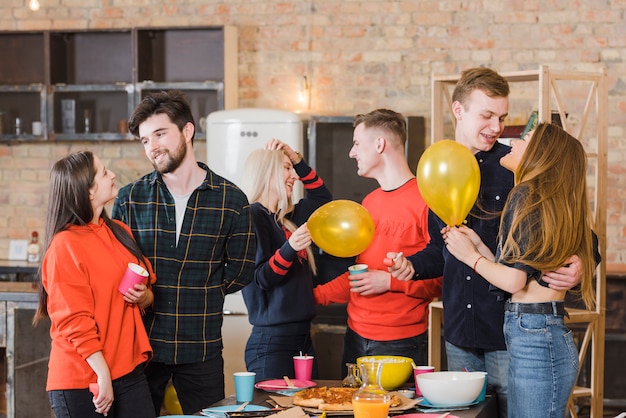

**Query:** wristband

left=473, top=255, right=486, bottom=273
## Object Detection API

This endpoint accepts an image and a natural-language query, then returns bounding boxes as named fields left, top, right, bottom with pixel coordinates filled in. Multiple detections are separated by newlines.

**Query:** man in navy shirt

left=389, top=68, right=582, bottom=417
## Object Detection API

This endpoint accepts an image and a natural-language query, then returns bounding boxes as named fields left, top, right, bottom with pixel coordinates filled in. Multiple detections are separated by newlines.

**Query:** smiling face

left=89, top=155, right=117, bottom=211
left=500, top=130, right=532, bottom=172
left=138, top=113, right=190, bottom=174
left=281, top=153, right=298, bottom=199
left=453, top=89, right=509, bottom=154
left=266, top=152, right=298, bottom=212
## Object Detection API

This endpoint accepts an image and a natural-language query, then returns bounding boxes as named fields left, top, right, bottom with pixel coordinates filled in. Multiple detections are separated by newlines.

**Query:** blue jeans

left=245, top=328, right=318, bottom=382
left=504, top=310, right=578, bottom=418
left=341, top=326, right=428, bottom=379
left=48, top=364, right=154, bottom=418
left=445, top=341, right=509, bottom=418
left=144, top=357, right=225, bottom=415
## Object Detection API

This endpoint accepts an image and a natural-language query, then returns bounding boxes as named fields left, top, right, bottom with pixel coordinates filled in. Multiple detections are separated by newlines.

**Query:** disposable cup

left=118, top=262, right=149, bottom=294
left=476, top=372, right=488, bottom=402
left=348, top=264, right=368, bottom=275
left=413, top=365, right=435, bottom=397
left=89, top=383, right=99, bottom=397
left=293, top=355, right=314, bottom=381
left=233, top=371, right=256, bottom=402
left=32, top=121, right=43, bottom=136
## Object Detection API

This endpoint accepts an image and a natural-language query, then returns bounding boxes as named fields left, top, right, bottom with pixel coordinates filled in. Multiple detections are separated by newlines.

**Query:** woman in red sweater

left=33, top=151, right=156, bottom=418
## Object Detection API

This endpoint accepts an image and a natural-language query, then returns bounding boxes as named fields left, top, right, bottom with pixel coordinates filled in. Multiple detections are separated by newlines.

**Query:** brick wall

left=1, top=0, right=625, bottom=267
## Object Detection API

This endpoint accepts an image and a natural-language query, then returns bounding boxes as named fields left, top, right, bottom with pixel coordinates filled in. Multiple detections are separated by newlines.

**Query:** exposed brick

left=0, top=0, right=623, bottom=265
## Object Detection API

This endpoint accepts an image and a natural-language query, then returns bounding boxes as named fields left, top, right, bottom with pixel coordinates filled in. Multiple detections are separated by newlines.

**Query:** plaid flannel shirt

left=112, top=162, right=256, bottom=364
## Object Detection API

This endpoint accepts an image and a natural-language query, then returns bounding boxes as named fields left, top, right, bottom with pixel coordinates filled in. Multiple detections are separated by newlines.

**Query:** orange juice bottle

left=352, top=362, right=391, bottom=418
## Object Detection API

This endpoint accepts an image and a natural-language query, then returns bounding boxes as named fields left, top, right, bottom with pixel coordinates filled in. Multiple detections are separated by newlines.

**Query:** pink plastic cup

left=118, top=262, right=148, bottom=294
left=293, top=355, right=314, bottom=381
left=89, top=383, right=99, bottom=397
left=413, top=365, right=435, bottom=397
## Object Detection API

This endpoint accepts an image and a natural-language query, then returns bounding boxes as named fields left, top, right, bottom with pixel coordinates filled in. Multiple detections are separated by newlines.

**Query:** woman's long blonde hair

left=498, top=123, right=596, bottom=309
left=242, top=149, right=317, bottom=274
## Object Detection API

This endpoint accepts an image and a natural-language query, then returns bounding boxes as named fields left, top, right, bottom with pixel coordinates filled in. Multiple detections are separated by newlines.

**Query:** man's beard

left=153, top=135, right=187, bottom=174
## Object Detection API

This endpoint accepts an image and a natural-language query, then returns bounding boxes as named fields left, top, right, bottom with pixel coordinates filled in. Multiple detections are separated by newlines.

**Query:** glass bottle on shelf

left=352, top=361, right=391, bottom=418
left=342, top=363, right=362, bottom=388
left=84, top=109, right=91, bottom=134
left=27, top=231, right=40, bottom=263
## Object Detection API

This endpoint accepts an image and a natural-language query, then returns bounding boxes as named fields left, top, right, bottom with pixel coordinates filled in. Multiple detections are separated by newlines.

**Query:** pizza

left=292, top=386, right=355, bottom=410
left=292, top=387, right=403, bottom=411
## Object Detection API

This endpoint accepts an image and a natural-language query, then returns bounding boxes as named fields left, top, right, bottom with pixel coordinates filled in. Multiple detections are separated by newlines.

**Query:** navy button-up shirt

left=408, top=141, right=514, bottom=350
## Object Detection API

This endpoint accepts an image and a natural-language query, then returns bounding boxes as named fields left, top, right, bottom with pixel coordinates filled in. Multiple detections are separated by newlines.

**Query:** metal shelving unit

left=0, top=26, right=237, bottom=143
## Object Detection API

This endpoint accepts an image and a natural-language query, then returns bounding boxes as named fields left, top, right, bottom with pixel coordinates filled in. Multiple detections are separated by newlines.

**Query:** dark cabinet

left=0, top=32, right=46, bottom=140
left=0, top=26, right=237, bottom=142
left=0, top=295, right=52, bottom=418
left=306, top=115, right=426, bottom=203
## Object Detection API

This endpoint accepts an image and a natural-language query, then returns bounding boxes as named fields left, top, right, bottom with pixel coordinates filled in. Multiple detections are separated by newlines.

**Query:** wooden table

left=208, top=380, right=498, bottom=418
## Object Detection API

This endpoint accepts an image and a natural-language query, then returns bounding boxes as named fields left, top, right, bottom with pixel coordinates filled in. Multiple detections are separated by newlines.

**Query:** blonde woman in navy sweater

left=241, top=139, right=332, bottom=381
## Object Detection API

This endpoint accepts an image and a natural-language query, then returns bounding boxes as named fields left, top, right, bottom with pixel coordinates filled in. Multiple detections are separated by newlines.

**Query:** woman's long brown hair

left=33, top=151, right=145, bottom=325
left=498, top=123, right=596, bottom=309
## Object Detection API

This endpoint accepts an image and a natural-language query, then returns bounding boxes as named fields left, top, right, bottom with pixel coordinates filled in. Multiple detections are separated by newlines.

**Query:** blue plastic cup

left=476, top=372, right=488, bottom=402
left=348, top=264, right=368, bottom=275
left=233, top=371, right=256, bottom=403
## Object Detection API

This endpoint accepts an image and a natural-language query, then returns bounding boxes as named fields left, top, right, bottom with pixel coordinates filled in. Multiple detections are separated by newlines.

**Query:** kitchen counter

left=0, top=260, right=39, bottom=295
left=0, top=259, right=38, bottom=274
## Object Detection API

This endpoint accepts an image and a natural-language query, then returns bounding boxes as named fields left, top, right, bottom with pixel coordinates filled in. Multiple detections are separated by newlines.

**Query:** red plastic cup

left=413, top=365, right=435, bottom=397
left=293, top=355, right=314, bottom=381
left=118, top=262, right=148, bottom=294
left=89, top=383, right=99, bottom=398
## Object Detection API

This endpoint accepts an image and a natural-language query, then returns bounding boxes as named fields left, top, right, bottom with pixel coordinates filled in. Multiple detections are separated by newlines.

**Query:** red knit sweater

left=314, top=179, right=442, bottom=340
left=42, top=219, right=154, bottom=390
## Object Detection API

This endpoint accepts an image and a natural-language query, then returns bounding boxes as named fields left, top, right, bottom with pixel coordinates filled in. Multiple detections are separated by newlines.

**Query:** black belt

left=505, top=300, right=568, bottom=317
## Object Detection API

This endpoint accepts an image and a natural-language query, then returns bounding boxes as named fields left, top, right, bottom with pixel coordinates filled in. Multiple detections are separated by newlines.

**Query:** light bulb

left=298, top=75, right=309, bottom=104
left=29, top=0, right=40, bottom=11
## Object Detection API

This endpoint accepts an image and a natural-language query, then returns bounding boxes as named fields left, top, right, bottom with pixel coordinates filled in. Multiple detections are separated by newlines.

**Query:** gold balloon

left=416, top=140, right=481, bottom=226
left=308, top=200, right=375, bottom=258
left=164, top=384, right=183, bottom=415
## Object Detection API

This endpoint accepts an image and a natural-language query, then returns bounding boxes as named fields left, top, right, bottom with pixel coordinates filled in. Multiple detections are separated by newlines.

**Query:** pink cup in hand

left=89, top=383, right=99, bottom=397
left=118, top=262, right=148, bottom=294
left=293, top=355, right=314, bottom=381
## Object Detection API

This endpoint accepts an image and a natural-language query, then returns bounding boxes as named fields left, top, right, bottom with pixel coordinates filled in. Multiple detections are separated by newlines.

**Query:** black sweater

left=242, top=160, right=332, bottom=332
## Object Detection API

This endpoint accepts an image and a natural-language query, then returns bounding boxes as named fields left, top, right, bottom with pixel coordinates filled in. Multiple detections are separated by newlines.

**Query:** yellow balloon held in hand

left=416, top=140, right=481, bottom=226
left=308, top=200, right=375, bottom=258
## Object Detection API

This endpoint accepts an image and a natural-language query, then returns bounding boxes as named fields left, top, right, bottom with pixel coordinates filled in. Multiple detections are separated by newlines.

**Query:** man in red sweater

left=313, top=109, right=442, bottom=376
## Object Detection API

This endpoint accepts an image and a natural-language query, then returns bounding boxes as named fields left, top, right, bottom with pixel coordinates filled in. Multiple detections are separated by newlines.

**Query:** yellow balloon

left=416, top=140, right=481, bottom=226
left=164, top=384, right=183, bottom=415
left=308, top=200, right=375, bottom=258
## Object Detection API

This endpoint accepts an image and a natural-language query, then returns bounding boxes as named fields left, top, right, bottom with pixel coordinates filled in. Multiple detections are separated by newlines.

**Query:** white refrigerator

left=206, top=108, right=304, bottom=394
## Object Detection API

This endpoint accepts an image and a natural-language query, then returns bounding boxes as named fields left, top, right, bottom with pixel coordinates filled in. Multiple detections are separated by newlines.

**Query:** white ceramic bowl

left=416, top=371, right=485, bottom=406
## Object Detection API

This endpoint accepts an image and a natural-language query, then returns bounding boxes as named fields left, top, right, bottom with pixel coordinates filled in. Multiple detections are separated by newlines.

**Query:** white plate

left=254, top=379, right=316, bottom=393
